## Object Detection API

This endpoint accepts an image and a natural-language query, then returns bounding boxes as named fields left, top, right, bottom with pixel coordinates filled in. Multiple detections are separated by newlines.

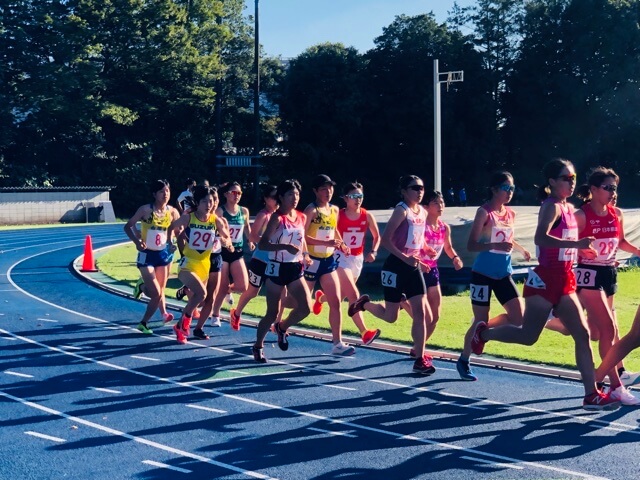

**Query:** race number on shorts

left=248, top=269, right=262, bottom=286
left=525, top=268, right=546, bottom=289
left=470, top=284, right=489, bottom=302
left=381, top=270, right=397, bottom=288
left=265, top=261, right=280, bottom=277
left=575, top=268, right=597, bottom=288
left=305, top=258, right=320, bottom=274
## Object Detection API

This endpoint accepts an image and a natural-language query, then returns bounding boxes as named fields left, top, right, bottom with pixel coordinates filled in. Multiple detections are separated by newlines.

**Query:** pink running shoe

left=173, top=323, right=187, bottom=345
left=361, top=329, right=381, bottom=346
left=583, top=391, right=621, bottom=411
left=470, top=321, right=488, bottom=355
left=229, top=308, right=241, bottom=331
left=312, top=290, right=324, bottom=315
left=162, top=313, right=174, bottom=325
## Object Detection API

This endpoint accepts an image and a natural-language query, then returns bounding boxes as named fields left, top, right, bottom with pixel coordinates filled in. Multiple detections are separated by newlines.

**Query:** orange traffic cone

left=81, top=235, right=99, bottom=272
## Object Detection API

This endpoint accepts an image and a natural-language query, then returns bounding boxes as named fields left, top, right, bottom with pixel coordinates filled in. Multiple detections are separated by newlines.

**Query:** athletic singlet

left=578, top=203, right=620, bottom=266
left=140, top=205, right=172, bottom=251
left=222, top=206, right=245, bottom=249
left=390, top=202, right=426, bottom=256
left=268, top=211, right=306, bottom=263
left=252, top=208, right=274, bottom=263
left=337, top=208, right=368, bottom=256
left=307, top=203, right=337, bottom=259
left=537, top=198, right=577, bottom=272
left=421, top=218, right=446, bottom=268
left=472, top=204, right=515, bottom=278
left=183, top=212, right=219, bottom=262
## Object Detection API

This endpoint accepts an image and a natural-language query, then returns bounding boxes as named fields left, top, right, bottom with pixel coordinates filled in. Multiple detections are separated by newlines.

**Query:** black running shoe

left=275, top=322, right=289, bottom=351
left=193, top=328, right=209, bottom=340
left=176, top=285, right=188, bottom=301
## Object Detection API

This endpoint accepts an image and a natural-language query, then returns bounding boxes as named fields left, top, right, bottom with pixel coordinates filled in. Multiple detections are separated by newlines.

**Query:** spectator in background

left=459, top=187, right=467, bottom=207
left=448, top=187, right=456, bottom=206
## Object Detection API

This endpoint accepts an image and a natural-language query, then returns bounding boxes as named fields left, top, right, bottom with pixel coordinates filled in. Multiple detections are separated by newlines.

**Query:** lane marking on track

left=227, top=369, right=251, bottom=376
left=460, top=456, right=524, bottom=470
left=186, top=404, right=227, bottom=414
left=142, top=460, right=191, bottom=474
left=323, top=384, right=357, bottom=391
left=0, top=328, right=612, bottom=480
left=25, top=431, right=66, bottom=443
left=437, top=401, right=487, bottom=411
left=1, top=336, right=17, bottom=341
left=547, top=381, right=581, bottom=388
left=1, top=390, right=277, bottom=480
left=5, top=370, right=33, bottom=378
left=0, top=289, right=16, bottom=292
left=90, top=387, right=121, bottom=394
left=36, top=318, right=58, bottom=323
left=307, top=427, right=357, bottom=438
left=131, top=355, right=161, bottom=362
left=60, top=345, right=83, bottom=350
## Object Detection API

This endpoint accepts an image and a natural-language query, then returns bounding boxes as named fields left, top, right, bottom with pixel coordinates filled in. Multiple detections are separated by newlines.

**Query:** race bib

left=313, top=227, right=335, bottom=255
left=593, top=237, right=618, bottom=263
left=342, top=230, right=365, bottom=249
left=333, top=250, right=343, bottom=265
left=489, top=226, right=513, bottom=255
left=381, top=270, right=398, bottom=288
left=470, top=284, right=489, bottom=302
left=405, top=223, right=425, bottom=251
left=248, top=269, right=262, bottom=286
left=525, top=268, right=546, bottom=289
left=228, top=224, right=244, bottom=243
left=305, top=258, right=320, bottom=273
left=145, top=228, right=167, bottom=251
left=558, top=227, right=578, bottom=262
left=266, top=261, right=280, bottom=277
left=136, top=251, right=147, bottom=265
left=212, top=235, right=222, bottom=254
left=575, top=267, right=597, bottom=288
left=188, top=227, right=215, bottom=251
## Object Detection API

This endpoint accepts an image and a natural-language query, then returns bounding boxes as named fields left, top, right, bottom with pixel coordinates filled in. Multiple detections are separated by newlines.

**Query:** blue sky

left=254, top=0, right=477, bottom=58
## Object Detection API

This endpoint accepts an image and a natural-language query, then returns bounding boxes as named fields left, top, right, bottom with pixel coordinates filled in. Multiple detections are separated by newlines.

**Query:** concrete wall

left=0, top=190, right=116, bottom=225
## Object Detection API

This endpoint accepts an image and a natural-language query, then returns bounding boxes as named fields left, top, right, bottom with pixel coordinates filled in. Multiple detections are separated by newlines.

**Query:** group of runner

left=125, top=159, right=640, bottom=411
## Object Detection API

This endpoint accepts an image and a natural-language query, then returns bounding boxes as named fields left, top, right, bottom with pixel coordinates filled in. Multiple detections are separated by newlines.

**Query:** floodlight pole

left=433, top=59, right=463, bottom=192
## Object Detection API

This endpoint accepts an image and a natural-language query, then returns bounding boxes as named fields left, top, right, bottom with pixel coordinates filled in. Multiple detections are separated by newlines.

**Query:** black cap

left=312, top=174, right=336, bottom=189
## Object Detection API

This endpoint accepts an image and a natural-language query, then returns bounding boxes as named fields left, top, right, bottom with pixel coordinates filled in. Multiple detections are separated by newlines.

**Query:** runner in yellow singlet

left=124, top=180, right=180, bottom=334
left=167, top=185, right=230, bottom=344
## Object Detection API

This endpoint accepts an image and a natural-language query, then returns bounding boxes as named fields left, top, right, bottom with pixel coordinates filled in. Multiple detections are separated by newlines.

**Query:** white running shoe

left=620, top=371, right=640, bottom=388
left=610, top=385, right=640, bottom=406
left=331, top=342, right=355, bottom=356
left=210, top=316, right=222, bottom=327
left=226, top=293, right=234, bottom=305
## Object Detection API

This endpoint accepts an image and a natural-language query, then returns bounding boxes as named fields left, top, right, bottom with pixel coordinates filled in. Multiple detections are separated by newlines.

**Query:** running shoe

left=609, top=386, right=640, bottom=406
left=331, top=342, right=355, bottom=356
left=175, top=285, right=188, bottom=301
left=162, top=312, right=174, bottom=324
left=252, top=345, right=267, bottom=364
left=226, top=293, right=234, bottom=305
left=133, top=277, right=144, bottom=300
left=456, top=358, right=477, bottom=381
left=470, top=321, right=488, bottom=355
left=136, top=322, right=153, bottom=335
left=361, top=329, right=381, bottom=346
left=210, top=316, right=222, bottom=327
left=348, top=294, right=370, bottom=317
left=582, top=391, right=621, bottom=411
left=181, top=315, right=192, bottom=337
left=312, top=290, right=324, bottom=315
left=620, top=370, right=640, bottom=388
left=413, top=356, right=436, bottom=375
left=191, top=309, right=200, bottom=320
left=173, top=323, right=187, bottom=344
left=409, top=348, right=417, bottom=358
left=229, top=308, right=241, bottom=331
left=193, top=328, right=210, bottom=340
left=275, top=322, right=289, bottom=351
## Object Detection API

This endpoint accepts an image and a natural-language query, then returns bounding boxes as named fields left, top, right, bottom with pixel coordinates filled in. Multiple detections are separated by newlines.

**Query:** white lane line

left=4, top=371, right=33, bottom=378
left=142, top=460, right=191, bottom=474
left=547, top=381, right=580, bottom=388
left=323, top=384, right=357, bottom=391
left=307, top=427, right=357, bottom=438
left=1, top=336, right=17, bottom=341
left=36, top=318, right=59, bottom=323
left=131, top=355, right=161, bottom=362
left=0, top=329, right=610, bottom=480
left=104, top=326, right=120, bottom=330
left=90, top=387, right=121, bottom=394
left=460, top=455, right=524, bottom=470
left=25, top=431, right=66, bottom=443
left=1, top=390, right=276, bottom=480
left=61, top=345, right=83, bottom=350
left=186, top=404, right=227, bottom=414
left=437, top=401, right=487, bottom=411
left=227, top=370, right=251, bottom=376
left=0, top=289, right=15, bottom=292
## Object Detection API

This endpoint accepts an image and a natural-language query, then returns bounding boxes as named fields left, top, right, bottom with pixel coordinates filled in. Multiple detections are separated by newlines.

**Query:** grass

left=98, top=243, right=640, bottom=372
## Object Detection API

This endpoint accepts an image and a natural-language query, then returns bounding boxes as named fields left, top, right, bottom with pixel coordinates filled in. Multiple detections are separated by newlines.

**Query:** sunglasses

left=345, top=193, right=364, bottom=199
left=228, top=191, right=243, bottom=196
left=557, top=174, right=576, bottom=182
left=600, top=184, right=617, bottom=192
left=499, top=185, right=516, bottom=193
left=408, top=185, right=425, bottom=192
